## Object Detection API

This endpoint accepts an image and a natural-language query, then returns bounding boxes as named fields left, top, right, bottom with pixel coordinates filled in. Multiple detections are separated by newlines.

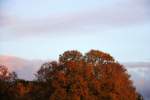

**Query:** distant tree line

left=0, top=50, right=144, bottom=100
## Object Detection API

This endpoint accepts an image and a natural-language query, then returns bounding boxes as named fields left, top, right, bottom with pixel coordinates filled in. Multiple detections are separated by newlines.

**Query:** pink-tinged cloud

left=0, top=55, right=44, bottom=80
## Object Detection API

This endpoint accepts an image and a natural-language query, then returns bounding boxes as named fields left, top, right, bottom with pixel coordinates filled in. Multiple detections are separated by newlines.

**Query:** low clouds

left=124, top=62, right=150, bottom=100
left=0, top=55, right=44, bottom=80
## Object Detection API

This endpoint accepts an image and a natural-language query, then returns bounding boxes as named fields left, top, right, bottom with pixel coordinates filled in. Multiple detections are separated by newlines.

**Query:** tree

left=0, top=65, right=17, bottom=82
left=36, top=50, right=138, bottom=100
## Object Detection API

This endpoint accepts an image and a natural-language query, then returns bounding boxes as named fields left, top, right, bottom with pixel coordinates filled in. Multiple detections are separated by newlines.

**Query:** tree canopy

left=0, top=50, right=143, bottom=100
left=36, top=50, right=138, bottom=100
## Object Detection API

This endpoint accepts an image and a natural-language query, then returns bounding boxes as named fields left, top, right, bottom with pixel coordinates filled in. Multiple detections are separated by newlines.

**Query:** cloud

left=124, top=62, right=150, bottom=100
left=1, top=6, right=149, bottom=30
left=0, top=0, right=150, bottom=41
left=141, top=80, right=150, bottom=100
left=0, top=55, right=44, bottom=80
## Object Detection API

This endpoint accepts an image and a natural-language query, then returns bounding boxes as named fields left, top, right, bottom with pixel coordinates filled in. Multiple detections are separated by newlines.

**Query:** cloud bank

left=0, top=0, right=150, bottom=41
left=0, top=55, right=44, bottom=80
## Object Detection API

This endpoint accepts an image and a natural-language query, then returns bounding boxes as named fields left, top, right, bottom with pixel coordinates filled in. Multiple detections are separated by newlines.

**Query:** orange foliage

left=36, top=50, right=138, bottom=100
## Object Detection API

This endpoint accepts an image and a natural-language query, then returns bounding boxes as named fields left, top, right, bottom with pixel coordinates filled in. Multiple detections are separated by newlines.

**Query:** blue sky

left=0, top=0, right=150, bottom=62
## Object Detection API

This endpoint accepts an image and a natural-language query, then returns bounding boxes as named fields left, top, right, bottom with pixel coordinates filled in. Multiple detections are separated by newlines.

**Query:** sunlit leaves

left=36, top=50, right=138, bottom=100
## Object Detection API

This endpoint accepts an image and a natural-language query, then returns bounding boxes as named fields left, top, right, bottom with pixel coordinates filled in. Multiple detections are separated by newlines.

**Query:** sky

left=0, top=0, right=150, bottom=62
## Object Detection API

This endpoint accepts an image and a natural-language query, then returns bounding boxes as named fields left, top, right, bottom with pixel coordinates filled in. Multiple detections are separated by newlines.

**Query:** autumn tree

left=36, top=50, right=138, bottom=100
left=84, top=50, right=137, bottom=99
